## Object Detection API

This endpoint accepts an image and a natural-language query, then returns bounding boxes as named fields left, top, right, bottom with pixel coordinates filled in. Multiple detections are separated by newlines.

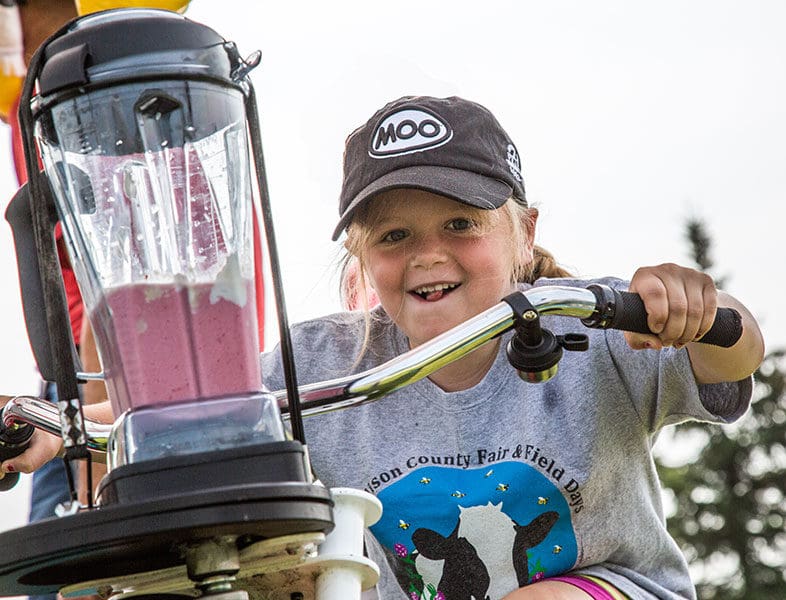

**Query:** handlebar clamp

left=581, top=284, right=618, bottom=329
left=502, top=292, right=589, bottom=383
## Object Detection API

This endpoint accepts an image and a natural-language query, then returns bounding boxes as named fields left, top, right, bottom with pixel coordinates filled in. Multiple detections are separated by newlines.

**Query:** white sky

left=1, top=0, right=784, bottom=532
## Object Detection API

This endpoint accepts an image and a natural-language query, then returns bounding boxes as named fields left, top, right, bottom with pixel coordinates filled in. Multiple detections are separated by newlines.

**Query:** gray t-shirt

left=260, top=277, right=751, bottom=600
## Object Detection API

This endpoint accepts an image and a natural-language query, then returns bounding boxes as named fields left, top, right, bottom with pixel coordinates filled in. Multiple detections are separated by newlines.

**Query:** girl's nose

left=409, top=236, right=447, bottom=269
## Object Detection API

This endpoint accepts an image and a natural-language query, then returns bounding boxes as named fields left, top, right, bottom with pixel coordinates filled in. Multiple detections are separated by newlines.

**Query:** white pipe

left=314, top=488, right=382, bottom=599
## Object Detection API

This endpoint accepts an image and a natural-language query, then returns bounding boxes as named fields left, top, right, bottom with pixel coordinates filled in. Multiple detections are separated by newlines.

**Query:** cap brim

left=331, top=165, right=513, bottom=240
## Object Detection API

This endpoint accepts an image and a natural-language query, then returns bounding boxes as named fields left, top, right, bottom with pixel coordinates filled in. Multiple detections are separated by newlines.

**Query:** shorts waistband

left=549, top=574, right=629, bottom=600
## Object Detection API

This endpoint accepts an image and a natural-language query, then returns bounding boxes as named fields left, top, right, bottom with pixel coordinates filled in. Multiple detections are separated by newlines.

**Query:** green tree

left=655, top=219, right=786, bottom=599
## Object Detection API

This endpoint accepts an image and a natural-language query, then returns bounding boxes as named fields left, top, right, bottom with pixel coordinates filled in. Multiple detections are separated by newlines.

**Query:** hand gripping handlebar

left=581, top=284, right=742, bottom=347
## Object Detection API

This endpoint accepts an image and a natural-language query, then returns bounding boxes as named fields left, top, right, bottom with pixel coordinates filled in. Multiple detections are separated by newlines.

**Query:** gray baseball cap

left=333, top=95, right=527, bottom=240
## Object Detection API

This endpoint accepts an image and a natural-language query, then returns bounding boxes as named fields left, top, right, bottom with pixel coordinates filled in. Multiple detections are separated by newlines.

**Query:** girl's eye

left=446, top=218, right=475, bottom=232
left=381, top=229, right=408, bottom=243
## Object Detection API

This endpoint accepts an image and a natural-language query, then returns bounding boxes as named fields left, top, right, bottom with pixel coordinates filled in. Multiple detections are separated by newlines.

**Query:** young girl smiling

left=260, top=95, right=763, bottom=599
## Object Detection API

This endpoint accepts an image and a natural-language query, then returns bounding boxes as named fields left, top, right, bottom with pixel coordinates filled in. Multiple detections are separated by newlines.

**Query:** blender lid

left=37, top=9, right=243, bottom=101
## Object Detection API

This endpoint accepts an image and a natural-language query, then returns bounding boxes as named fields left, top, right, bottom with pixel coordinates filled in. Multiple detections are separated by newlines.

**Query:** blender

left=0, top=8, right=379, bottom=600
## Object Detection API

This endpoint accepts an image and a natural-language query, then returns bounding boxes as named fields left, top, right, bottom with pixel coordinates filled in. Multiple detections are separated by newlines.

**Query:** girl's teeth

left=414, top=283, right=458, bottom=300
left=415, top=283, right=457, bottom=294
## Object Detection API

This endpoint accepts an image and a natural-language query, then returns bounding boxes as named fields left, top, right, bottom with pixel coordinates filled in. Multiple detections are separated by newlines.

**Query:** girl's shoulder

left=289, top=306, right=393, bottom=338
left=290, top=309, right=368, bottom=334
left=263, top=308, right=399, bottom=386
left=287, top=307, right=398, bottom=358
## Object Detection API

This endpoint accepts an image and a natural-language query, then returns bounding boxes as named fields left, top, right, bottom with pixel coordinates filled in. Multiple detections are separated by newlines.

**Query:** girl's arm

left=685, top=290, right=763, bottom=384
left=625, top=263, right=764, bottom=384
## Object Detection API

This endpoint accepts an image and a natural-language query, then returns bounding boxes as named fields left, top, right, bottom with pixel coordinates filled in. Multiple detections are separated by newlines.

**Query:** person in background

left=1, top=0, right=84, bottom=543
left=1, top=0, right=268, bottom=514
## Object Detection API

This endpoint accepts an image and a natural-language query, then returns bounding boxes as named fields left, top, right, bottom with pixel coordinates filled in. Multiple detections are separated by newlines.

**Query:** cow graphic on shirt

left=413, top=503, right=559, bottom=600
left=370, top=462, right=578, bottom=599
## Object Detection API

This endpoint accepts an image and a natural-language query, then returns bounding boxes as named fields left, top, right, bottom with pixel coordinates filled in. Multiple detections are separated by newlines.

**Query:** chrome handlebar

left=272, top=285, right=599, bottom=417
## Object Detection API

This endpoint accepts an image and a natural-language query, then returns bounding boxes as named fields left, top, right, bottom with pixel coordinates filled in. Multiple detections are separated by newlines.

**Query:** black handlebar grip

left=612, top=290, right=743, bottom=348
left=0, top=422, right=34, bottom=492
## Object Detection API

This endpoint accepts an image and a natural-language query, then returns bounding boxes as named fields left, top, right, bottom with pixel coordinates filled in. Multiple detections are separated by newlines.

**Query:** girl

left=2, top=95, right=764, bottom=599
left=259, top=95, right=763, bottom=599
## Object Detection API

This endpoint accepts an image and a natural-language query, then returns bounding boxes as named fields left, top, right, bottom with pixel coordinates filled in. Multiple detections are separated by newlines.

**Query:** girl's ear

left=522, top=207, right=539, bottom=263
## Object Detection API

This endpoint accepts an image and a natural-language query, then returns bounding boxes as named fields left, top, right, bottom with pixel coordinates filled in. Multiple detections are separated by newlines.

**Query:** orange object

left=0, top=4, right=25, bottom=122
left=75, top=0, right=191, bottom=15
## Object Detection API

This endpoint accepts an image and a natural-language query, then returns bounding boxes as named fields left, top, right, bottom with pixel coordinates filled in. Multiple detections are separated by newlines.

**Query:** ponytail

left=524, top=245, right=574, bottom=283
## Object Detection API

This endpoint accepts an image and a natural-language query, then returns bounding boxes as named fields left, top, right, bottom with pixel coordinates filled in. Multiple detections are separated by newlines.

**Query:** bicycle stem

left=2, top=286, right=599, bottom=456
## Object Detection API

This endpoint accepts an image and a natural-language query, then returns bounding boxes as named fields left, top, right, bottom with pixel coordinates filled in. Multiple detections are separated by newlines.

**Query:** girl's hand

left=0, top=396, right=113, bottom=479
left=625, top=263, right=764, bottom=384
left=0, top=428, right=64, bottom=479
left=625, top=263, right=718, bottom=350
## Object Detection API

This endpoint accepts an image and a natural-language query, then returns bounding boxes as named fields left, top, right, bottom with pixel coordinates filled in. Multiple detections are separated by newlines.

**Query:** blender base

left=0, top=443, right=334, bottom=597
left=58, top=488, right=383, bottom=600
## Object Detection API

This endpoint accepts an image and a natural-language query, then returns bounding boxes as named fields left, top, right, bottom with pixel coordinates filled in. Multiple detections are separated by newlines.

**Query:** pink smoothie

left=94, top=281, right=261, bottom=414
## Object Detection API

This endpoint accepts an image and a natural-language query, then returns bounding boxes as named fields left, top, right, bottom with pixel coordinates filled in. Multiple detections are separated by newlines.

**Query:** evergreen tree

left=655, top=219, right=786, bottom=599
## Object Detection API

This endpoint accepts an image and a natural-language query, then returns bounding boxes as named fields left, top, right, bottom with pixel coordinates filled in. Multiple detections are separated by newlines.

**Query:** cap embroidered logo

left=506, top=143, right=523, bottom=183
left=369, top=108, right=453, bottom=158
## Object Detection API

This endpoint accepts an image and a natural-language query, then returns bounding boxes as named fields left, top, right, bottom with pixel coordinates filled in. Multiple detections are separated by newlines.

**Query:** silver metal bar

left=275, top=286, right=599, bottom=418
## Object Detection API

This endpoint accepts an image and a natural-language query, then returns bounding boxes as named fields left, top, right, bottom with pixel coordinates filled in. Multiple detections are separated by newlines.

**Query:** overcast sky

left=1, top=0, right=784, bottom=533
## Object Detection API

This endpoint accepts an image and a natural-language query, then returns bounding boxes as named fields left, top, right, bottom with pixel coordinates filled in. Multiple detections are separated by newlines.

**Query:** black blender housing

left=0, top=10, right=328, bottom=597
left=36, top=10, right=240, bottom=98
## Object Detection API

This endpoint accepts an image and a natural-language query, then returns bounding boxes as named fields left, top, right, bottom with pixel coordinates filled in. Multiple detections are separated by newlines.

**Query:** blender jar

left=35, top=76, right=282, bottom=466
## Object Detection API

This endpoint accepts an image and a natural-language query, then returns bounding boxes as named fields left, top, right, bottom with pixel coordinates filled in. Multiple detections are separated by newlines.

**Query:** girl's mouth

left=411, top=283, right=460, bottom=302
